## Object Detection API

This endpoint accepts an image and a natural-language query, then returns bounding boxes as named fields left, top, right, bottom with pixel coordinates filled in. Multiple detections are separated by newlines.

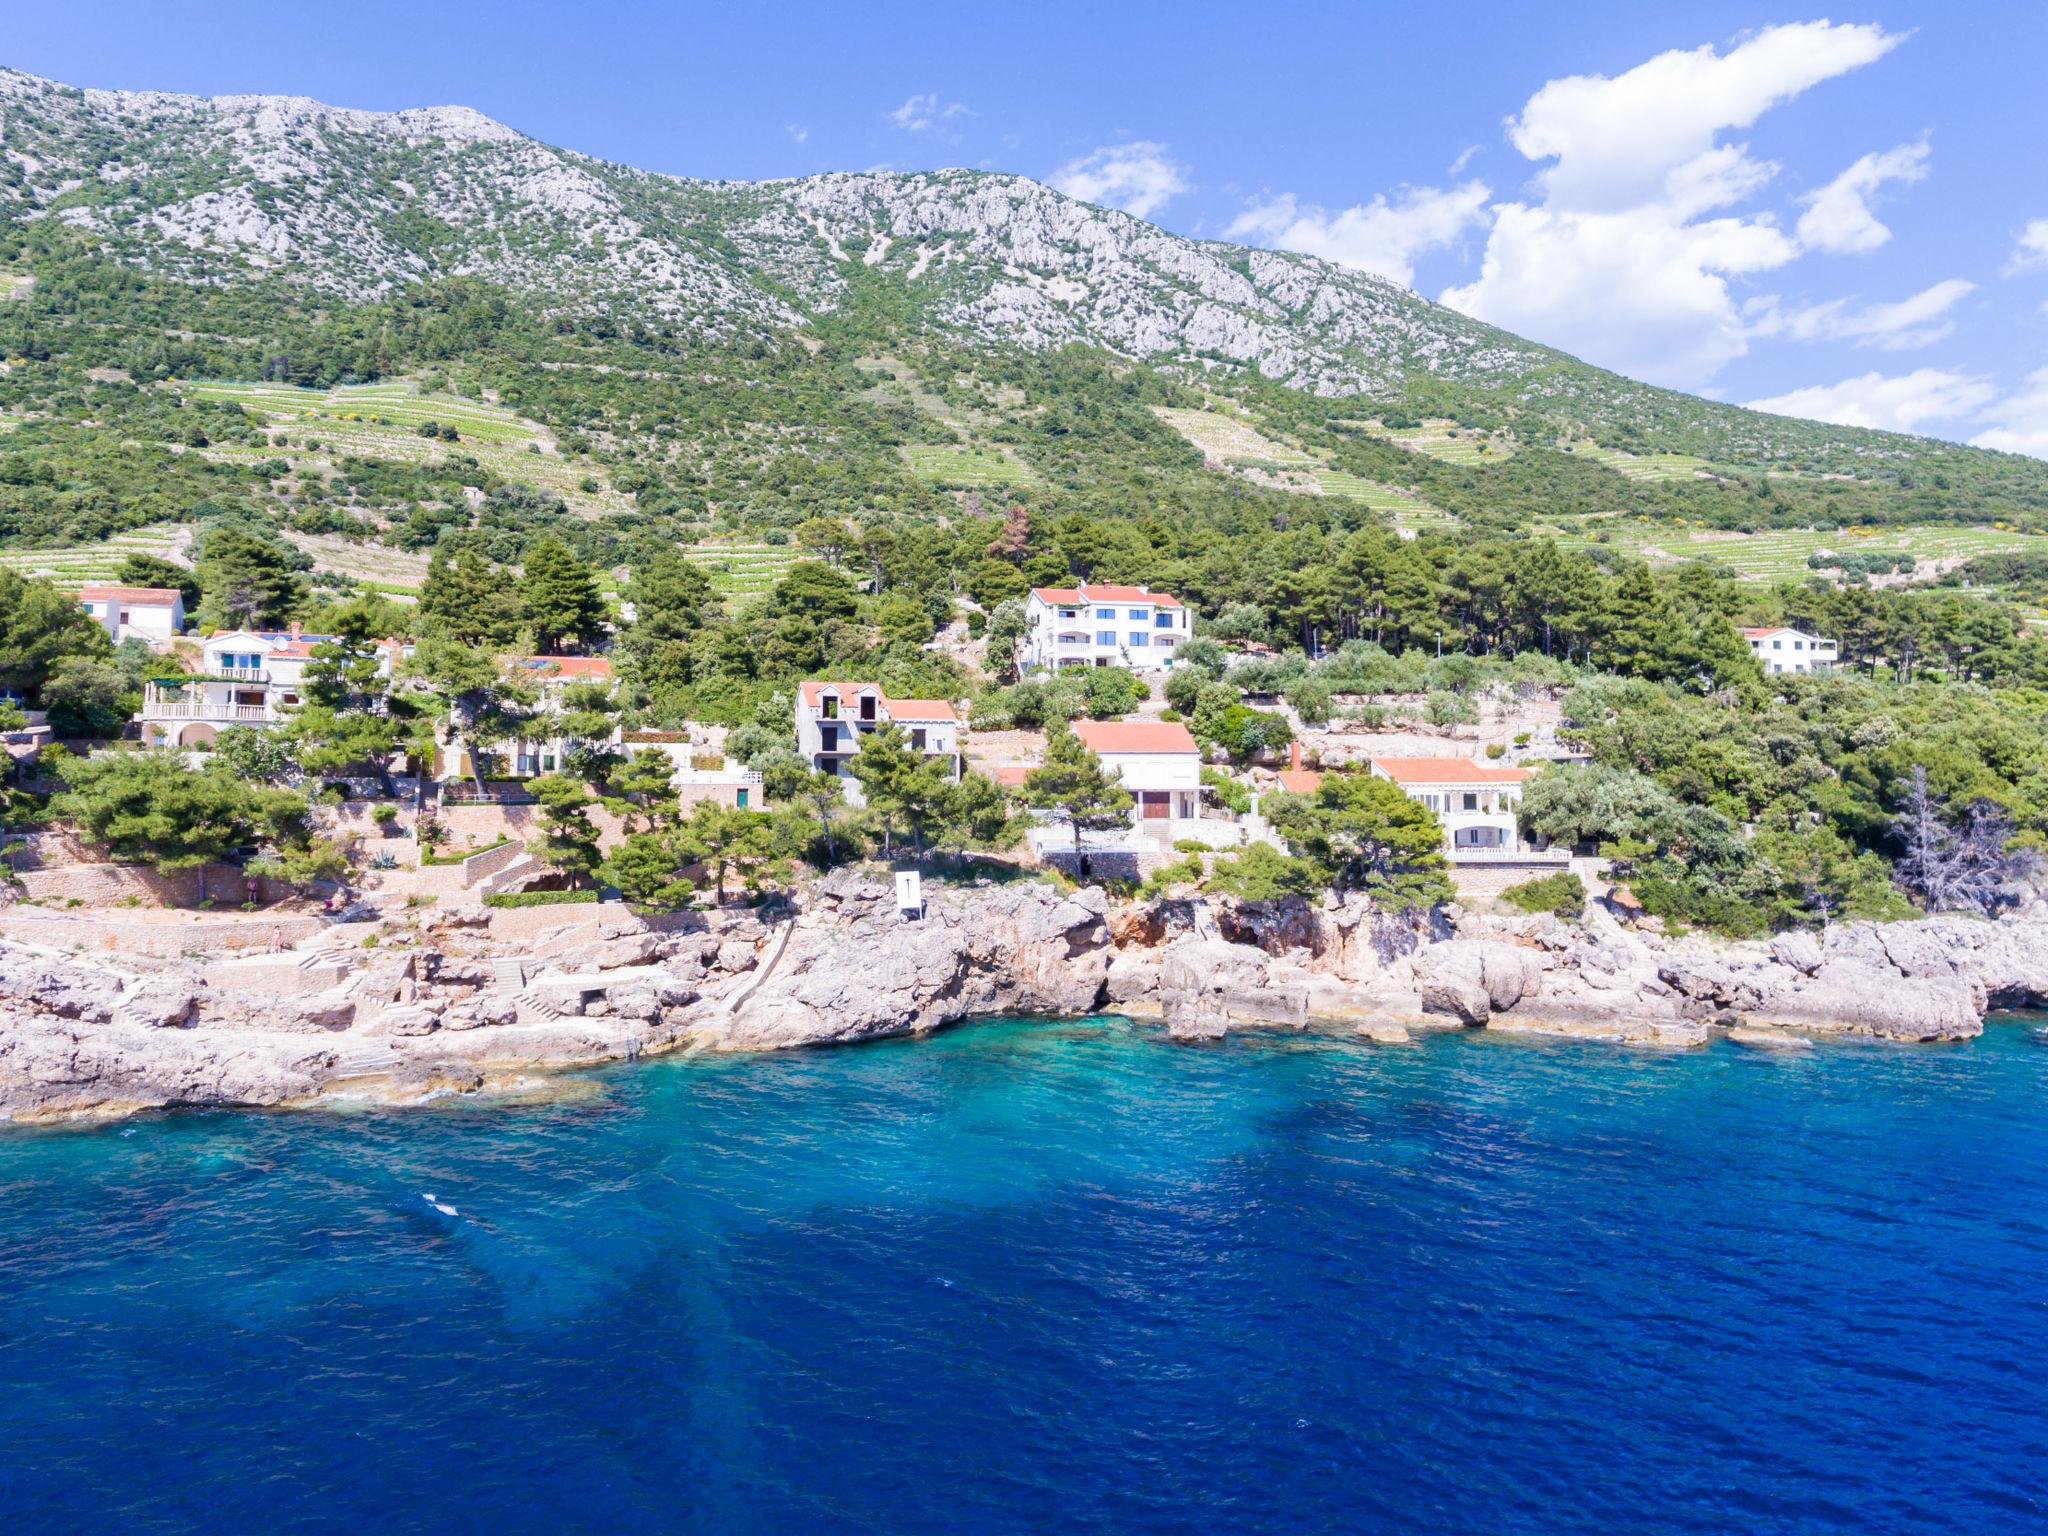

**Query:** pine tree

left=1024, top=721, right=1134, bottom=851
left=419, top=545, right=524, bottom=646
left=194, top=525, right=302, bottom=630
left=530, top=773, right=602, bottom=883
left=1267, top=768, right=1453, bottom=912
left=516, top=537, right=607, bottom=653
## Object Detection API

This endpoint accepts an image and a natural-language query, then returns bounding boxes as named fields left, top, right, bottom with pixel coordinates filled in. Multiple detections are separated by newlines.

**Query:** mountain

left=3, top=64, right=2032, bottom=483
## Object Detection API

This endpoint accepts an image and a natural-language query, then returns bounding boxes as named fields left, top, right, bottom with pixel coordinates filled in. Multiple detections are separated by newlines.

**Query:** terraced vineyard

left=1561, top=441, right=1710, bottom=483
left=900, top=443, right=1035, bottom=488
left=0, top=525, right=187, bottom=584
left=1554, top=520, right=2041, bottom=582
left=1154, top=406, right=1454, bottom=530
left=677, top=539, right=802, bottom=597
left=1373, top=419, right=1515, bottom=465
left=282, top=532, right=432, bottom=598
left=177, top=380, right=625, bottom=515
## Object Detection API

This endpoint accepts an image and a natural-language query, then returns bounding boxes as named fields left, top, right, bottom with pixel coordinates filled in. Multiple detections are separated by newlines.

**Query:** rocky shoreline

left=4, top=871, right=2047, bottom=1124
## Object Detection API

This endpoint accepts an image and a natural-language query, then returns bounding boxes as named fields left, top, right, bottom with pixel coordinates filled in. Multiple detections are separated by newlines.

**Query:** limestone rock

left=1750, top=960, right=1981, bottom=1042
left=1413, top=940, right=1543, bottom=1025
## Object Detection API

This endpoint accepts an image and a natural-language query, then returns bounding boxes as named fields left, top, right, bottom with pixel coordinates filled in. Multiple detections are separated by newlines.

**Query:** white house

left=1022, top=584, right=1190, bottom=673
left=1368, top=757, right=1557, bottom=864
left=1073, top=719, right=1203, bottom=833
left=436, top=656, right=621, bottom=780
left=77, top=585, right=185, bottom=647
left=1743, top=626, right=1838, bottom=675
left=139, top=624, right=399, bottom=750
left=795, top=682, right=960, bottom=806
left=619, top=731, right=764, bottom=811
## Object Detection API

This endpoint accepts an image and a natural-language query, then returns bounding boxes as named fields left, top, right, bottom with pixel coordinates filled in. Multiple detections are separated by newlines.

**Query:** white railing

left=1448, top=847, right=1571, bottom=866
left=141, top=702, right=274, bottom=722
left=211, top=665, right=269, bottom=681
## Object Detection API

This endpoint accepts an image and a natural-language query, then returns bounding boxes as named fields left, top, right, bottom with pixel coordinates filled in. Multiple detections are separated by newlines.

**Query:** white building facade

left=1022, top=584, right=1191, bottom=673
left=78, top=585, right=185, bottom=647
left=1369, top=757, right=1549, bottom=863
left=1743, top=626, right=1838, bottom=675
left=139, top=625, right=396, bottom=750
left=1073, top=719, right=1202, bottom=831
left=795, top=682, right=960, bottom=806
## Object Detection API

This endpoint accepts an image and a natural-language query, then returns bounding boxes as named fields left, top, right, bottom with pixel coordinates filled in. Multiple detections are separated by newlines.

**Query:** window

left=1058, top=608, right=1079, bottom=620
left=1128, top=632, right=1149, bottom=647
left=1095, top=607, right=1115, bottom=619
left=822, top=696, right=838, bottom=719
left=820, top=724, right=838, bottom=751
left=1462, top=792, right=1479, bottom=811
left=1154, top=611, right=1175, bottom=628
left=735, top=789, right=749, bottom=808
left=1772, top=639, right=1782, bottom=649
left=1793, top=640, right=1803, bottom=650
left=910, top=729, right=927, bottom=750
left=1097, top=630, right=1117, bottom=646
left=1127, top=608, right=1148, bottom=620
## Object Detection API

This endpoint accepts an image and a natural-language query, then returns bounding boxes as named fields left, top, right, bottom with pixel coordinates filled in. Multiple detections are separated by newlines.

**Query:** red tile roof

left=990, top=764, right=1033, bottom=786
left=1371, top=756, right=1530, bottom=786
left=76, top=585, right=182, bottom=604
left=797, top=681, right=957, bottom=721
left=1030, top=584, right=1184, bottom=608
left=1073, top=719, right=1199, bottom=755
left=514, top=655, right=614, bottom=680
left=1276, top=769, right=1324, bottom=795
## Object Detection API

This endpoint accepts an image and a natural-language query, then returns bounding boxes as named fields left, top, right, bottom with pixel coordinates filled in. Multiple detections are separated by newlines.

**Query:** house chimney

left=1289, top=740, right=1302, bottom=771
left=288, top=621, right=302, bottom=641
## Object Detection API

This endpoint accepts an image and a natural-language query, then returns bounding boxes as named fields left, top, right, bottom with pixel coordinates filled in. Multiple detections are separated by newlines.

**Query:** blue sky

left=14, top=3, right=2048, bottom=451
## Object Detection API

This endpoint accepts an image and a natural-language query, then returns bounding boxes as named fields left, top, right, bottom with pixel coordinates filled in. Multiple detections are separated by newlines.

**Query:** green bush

left=1201, top=767, right=1251, bottom=816
left=1632, top=873, right=1766, bottom=939
left=483, top=889, right=601, bottom=909
left=1499, top=871, right=1585, bottom=918
left=421, top=837, right=516, bottom=866
left=1485, top=743, right=1506, bottom=760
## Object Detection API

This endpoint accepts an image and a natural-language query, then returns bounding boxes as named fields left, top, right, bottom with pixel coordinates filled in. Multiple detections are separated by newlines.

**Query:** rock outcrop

left=5, top=882, right=2047, bottom=1124
left=709, top=872, right=1111, bottom=1049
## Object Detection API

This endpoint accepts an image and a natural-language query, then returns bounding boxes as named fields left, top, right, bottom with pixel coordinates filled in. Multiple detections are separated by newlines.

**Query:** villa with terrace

left=138, top=624, right=400, bottom=750
left=1021, top=584, right=1190, bottom=673
left=794, top=682, right=960, bottom=806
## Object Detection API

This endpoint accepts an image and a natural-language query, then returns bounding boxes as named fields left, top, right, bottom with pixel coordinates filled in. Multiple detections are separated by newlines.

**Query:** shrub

left=1201, top=767, right=1251, bottom=816
left=483, top=889, right=601, bottom=909
left=1631, top=873, right=1767, bottom=939
left=1499, top=871, right=1585, bottom=918
left=1485, top=743, right=1506, bottom=760
left=1513, top=732, right=1532, bottom=747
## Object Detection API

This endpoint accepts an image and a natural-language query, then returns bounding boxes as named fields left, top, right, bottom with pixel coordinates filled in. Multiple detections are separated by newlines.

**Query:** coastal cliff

left=4, top=875, right=2047, bottom=1123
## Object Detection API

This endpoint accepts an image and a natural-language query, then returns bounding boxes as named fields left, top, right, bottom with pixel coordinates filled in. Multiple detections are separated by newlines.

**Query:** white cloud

left=2005, top=218, right=2048, bottom=276
left=1224, top=181, right=1491, bottom=286
left=1969, top=367, right=2048, bottom=456
left=1764, top=278, right=1976, bottom=350
left=786, top=123, right=809, bottom=146
left=1506, top=21, right=1903, bottom=212
left=1440, top=21, right=1905, bottom=387
left=1746, top=368, right=1997, bottom=433
left=1795, top=138, right=1930, bottom=254
left=1050, top=142, right=1191, bottom=219
left=888, top=93, right=969, bottom=133
left=1447, top=144, right=1480, bottom=176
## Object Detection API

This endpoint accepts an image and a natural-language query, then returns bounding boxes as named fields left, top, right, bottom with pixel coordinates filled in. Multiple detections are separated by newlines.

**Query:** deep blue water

left=3, top=1018, right=2046, bottom=1535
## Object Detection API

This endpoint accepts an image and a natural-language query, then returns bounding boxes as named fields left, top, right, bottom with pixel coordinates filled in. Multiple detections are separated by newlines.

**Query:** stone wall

left=434, top=802, right=630, bottom=851
left=6, top=831, right=296, bottom=908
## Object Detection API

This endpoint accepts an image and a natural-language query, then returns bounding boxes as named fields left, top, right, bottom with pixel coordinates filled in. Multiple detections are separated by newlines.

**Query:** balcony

left=210, top=665, right=270, bottom=682
left=141, top=701, right=274, bottom=723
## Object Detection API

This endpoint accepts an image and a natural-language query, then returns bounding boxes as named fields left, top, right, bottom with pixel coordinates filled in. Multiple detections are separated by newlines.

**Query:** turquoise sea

left=2, top=1016, right=2045, bottom=1534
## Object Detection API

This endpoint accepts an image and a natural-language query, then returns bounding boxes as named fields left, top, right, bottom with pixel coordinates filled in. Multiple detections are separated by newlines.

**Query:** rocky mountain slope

left=5, top=63, right=2022, bottom=479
